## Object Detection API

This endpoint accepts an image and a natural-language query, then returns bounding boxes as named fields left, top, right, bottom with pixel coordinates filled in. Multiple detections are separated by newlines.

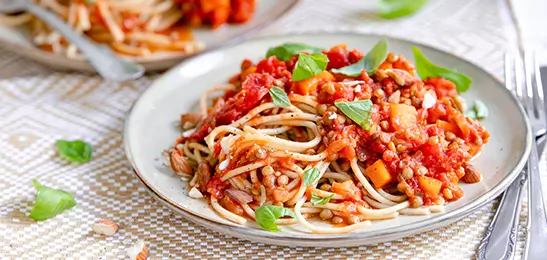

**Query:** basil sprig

left=465, top=100, right=488, bottom=120
left=378, top=0, right=429, bottom=19
left=269, top=86, right=291, bottom=107
left=292, top=53, right=329, bottom=82
left=266, top=43, right=323, bottom=62
left=29, top=180, right=77, bottom=221
left=303, top=167, right=321, bottom=186
left=334, top=100, right=374, bottom=130
left=332, top=39, right=388, bottom=77
left=255, top=205, right=296, bottom=232
left=412, top=46, right=472, bottom=93
left=311, top=193, right=334, bottom=206
left=56, top=140, right=93, bottom=164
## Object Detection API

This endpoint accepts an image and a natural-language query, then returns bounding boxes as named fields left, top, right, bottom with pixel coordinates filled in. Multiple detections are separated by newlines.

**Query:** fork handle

left=524, top=142, right=547, bottom=259
left=477, top=171, right=526, bottom=260
left=24, top=3, right=144, bottom=82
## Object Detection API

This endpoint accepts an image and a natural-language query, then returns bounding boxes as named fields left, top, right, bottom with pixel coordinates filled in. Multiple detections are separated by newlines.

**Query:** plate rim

left=123, top=31, right=532, bottom=245
left=0, top=0, right=300, bottom=72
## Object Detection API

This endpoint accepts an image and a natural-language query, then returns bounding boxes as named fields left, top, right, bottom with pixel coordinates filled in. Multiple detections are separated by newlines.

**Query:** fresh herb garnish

left=29, top=180, right=76, bottom=221
left=56, top=140, right=93, bottom=164
left=335, top=100, right=374, bottom=130
left=266, top=43, right=323, bottom=62
left=466, top=100, right=488, bottom=120
left=269, top=86, right=291, bottom=107
left=378, top=0, right=429, bottom=19
left=303, top=167, right=321, bottom=186
left=331, top=39, right=388, bottom=77
left=254, top=205, right=296, bottom=232
left=292, top=53, right=329, bottom=82
left=412, top=46, right=472, bottom=93
left=311, top=193, right=334, bottom=206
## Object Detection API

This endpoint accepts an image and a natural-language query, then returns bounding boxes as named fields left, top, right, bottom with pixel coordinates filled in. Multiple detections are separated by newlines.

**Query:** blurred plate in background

left=0, top=0, right=298, bottom=73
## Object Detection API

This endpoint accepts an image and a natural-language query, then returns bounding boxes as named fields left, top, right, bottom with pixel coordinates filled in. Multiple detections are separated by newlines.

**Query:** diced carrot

left=378, top=62, right=392, bottom=70
left=417, top=176, right=443, bottom=198
left=332, top=180, right=362, bottom=201
left=365, top=159, right=392, bottom=188
left=454, top=114, right=470, bottom=137
left=390, top=104, right=417, bottom=130
left=436, top=120, right=458, bottom=133
left=293, top=71, right=335, bottom=95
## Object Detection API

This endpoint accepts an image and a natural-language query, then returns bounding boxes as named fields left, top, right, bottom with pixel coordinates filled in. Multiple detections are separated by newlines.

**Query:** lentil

left=277, top=175, right=289, bottom=186
left=410, top=196, right=424, bottom=208
left=320, top=183, right=332, bottom=191
left=443, top=188, right=453, bottom=200
left=320, top=209, right=333, bottom=220
left=387, top=53, right=399, bottom=63
left=262, top=166, right=274, bottom=175
left=402, top=167, right=414, bottom=180
left=348, top=215, right=361, bottom=224
left=416, top=166, right=428, bottom=176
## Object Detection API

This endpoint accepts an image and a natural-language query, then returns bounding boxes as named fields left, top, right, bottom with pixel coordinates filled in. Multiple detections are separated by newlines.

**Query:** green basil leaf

left=474, top=100, right=489, bottom=120
left=311, top=193, right=334, bottom=206
left=332, top=39, right=388, bottom=77
left=334, top=100, right=374, bottom=130
left=29, top=180, right=76, bottom=221
left=303, top=167, right=321, bottom=186
left=292, top=53, right=329, bottom=82
left=378, top=0, right=429, bottom=19
left=254, top=205, right=296, bottom=232
left=269, top=86, right=291, bottom=107
left=56, top=140, right=92, bottom=163
left=466, top=100, right=488, bottom=120
left=266, top=43, right=323, bottom=62
left=464, top=109, right=477, bottom=119
left=85, top=0, right=96, bottom=3
left=412, top=46, right=472, bottom=93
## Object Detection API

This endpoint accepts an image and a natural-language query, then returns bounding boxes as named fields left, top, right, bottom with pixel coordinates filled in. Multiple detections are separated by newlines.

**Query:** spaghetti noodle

left=168, top=42, right=490, bottom=233
left=0, top=0, right=255, bottom=57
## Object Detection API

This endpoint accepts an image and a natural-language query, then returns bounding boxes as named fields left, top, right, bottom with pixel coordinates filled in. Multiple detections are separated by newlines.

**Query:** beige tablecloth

left=0, top=0, right=541, bottom=259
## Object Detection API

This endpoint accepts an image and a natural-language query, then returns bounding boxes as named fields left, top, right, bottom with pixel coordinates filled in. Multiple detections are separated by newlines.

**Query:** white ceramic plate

left=124, top=33, right=532, bottom=247
left=0, top=0, right=298, bottom=72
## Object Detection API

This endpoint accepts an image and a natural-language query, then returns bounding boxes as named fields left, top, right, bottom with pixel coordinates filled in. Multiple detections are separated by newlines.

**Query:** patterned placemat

left=0, top=0, right=542, bottom=259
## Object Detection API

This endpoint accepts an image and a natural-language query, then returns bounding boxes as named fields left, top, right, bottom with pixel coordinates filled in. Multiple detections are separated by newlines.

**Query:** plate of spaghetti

left=0, top=0, right=297, bottom=72
left=124, top=33, right=531, bottom=246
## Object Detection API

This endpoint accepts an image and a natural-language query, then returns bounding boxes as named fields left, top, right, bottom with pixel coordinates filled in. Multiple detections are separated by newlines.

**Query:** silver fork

left=0, top=0, right=145, bottom=82
left=520, top=51, right=547, bottom=260
left=478, top=51, right=547, bottom=260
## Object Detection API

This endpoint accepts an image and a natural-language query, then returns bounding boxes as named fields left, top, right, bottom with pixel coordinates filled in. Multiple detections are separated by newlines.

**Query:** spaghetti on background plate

left=0, top=0, right=255, bottom=58
left=168, top=39, right=490, bottom=234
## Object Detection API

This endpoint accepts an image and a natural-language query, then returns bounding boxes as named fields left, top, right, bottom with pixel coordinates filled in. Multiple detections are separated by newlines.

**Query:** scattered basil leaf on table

left=266, top=43, right=323, bottom=62
left=56, top=140, right=92, bottom=163
left=412, top=46, right=472, bottom=93
left=255, top=205, right=296, bottom=232
left=269, top=86, right=291, bottom=107
left=292, top=53, right=329, bottom=82
left=466, top=100, right=488, bottom=120
left=303, top=167, right=321, bottom=186
left=29, top=180, right=76, bottom=221
left=335, top=100, right=374, bottom=130
left=311, top=193, right=334, bottom=206
left=332, top=38, right=389, bottom=77
left=377, top=0, right=429, bottom=19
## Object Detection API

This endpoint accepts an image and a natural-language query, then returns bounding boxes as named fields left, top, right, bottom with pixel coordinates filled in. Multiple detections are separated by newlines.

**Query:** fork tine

left=524, top=50, right=547, bottom=136
left=526, top=51, right=546, bottom=118
left=515, top=51, right=532, bottom=113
